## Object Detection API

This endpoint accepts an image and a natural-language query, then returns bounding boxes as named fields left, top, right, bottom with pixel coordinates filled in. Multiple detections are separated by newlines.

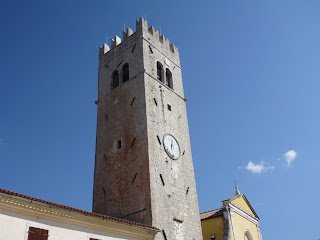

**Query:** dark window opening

left=160, top=174, right=165, bottom=186
left=149, top=45, right=153, bottom=53
left=157, top=135, right=161, bottom=145
left=167, top=104, right=171, bottom=111
left=131, top=97, right=135, bottom=106
left=132, top=44, right=136, bottom=53
left=166, top=68, right=173, bottom=89
left=157, top=62, right=164, bottom=82
left=117, top=140, right=122, bottom=149
left=132, top=173, right=138, bottom=184
left=28, top=227, right=49, bottom=240
left=112, top=70, right=119, bottom=89
left=154, top=98, right=158, bottom=106
left=122, top=63, right=129, bottom=83
left=162, top=230, right=168, bottom=240
left=131, top=138, right=136, bottom=148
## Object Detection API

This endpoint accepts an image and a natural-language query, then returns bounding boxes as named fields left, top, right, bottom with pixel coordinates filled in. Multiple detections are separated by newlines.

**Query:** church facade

left=200, top=188, right=263, bottom=240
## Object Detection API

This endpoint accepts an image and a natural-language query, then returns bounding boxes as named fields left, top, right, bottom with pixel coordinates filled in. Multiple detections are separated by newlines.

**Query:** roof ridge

left=200, top=207, right=222, bottom=215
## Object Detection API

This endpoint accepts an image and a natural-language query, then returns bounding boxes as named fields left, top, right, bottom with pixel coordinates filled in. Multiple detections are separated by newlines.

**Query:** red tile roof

left=0, top=188, right=158, bottom=231
left=200, top=208, right=223, bottom=220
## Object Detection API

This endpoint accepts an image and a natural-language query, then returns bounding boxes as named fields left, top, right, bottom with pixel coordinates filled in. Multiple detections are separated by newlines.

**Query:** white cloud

left=246, top=161, right=275, bottom=174
left=283, top=150, right=297, bottom=167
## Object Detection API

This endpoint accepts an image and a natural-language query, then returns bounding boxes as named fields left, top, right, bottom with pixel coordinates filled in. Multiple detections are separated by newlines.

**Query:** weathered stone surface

left=93, top=17, right=203, bottom=240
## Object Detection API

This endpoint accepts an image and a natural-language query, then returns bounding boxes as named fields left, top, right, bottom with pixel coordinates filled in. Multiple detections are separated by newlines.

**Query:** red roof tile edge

left=200, top=208, right=223, bottom=220
left=0, top=188, right=158, bottom=231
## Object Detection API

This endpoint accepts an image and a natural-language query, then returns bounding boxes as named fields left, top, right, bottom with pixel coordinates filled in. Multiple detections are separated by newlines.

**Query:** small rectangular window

left=117, top=140, right=122, bottom=149
left=28, top=227, right=49, bottom=240
left=167, top=104, right=171, bottom=111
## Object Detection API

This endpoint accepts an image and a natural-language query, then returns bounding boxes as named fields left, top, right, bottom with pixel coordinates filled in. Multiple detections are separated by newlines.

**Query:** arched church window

left=122, top=63, right=129, bottom=83
left=157, top=62, right=164, bottom=82
left=245, top=230, right=253, bottom=240
left=165, top=68, right=173, bottom=89
left=112, top=70, right=119, bottom=89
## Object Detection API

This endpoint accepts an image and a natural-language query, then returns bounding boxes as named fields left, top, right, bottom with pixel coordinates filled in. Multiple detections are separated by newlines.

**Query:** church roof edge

left=0, top=188, right=159, bottom=231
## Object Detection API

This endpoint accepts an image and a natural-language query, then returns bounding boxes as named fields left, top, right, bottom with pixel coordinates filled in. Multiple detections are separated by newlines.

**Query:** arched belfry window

left=157, top=62, right=164, bottom=83
left=122, top=63, right=129, bottom=83
left=112, top=70, right=119, bottom=89
left=165, top=68, right=173, bottom=89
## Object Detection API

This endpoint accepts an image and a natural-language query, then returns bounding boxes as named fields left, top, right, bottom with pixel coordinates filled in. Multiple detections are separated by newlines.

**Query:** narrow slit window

left=112, top=70, right=119, bottom=89
left=157, top=62, right=164, bottom=82
left=122, top=63, right=129, bottom=83
left=165, top=68, right=173, bottom=89
left=117, top=140, right=122, bottom=149
left=160, top=174, right=165, bottom=186
left=154, top=98, right=158, bottom=106
left=132, top=173, right=138, bottom=184
left=131, top=138, right=136, bottom=148
left=131, top=97, right=135, bottom=105
left=162, top=230, right=168, bottom=240
left=167, top=104, right=171, bottom=111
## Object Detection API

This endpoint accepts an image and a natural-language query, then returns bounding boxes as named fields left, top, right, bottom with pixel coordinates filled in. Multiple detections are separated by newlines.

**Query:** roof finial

left=235, top=180, right=240, bottom=195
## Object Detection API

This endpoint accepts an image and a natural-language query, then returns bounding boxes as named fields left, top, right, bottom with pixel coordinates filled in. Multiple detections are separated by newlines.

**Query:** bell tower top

left=97, top=17, right=183, bottom=100
left=99, top=16, right=179, bottom=62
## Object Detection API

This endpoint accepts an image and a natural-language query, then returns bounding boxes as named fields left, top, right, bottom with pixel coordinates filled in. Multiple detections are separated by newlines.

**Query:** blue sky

left=1, top=1, right=320, bottom=239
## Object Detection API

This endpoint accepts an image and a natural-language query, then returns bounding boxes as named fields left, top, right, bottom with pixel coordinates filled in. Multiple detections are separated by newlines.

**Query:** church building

left=0, top=17, right=263, bottom=240
left=200, top=187, right=263, bottom=240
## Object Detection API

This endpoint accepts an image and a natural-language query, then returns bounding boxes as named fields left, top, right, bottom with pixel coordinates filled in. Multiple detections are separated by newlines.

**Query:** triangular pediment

left=223, top=194, right=259, bottom=219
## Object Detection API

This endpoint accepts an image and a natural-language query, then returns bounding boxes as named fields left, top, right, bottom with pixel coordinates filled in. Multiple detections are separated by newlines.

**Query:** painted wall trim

left=229, top=202, right=259, bottom=225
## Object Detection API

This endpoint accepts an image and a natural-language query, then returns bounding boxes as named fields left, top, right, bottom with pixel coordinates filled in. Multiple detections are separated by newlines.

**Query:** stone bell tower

left=93, top=17, right=203, bottom=239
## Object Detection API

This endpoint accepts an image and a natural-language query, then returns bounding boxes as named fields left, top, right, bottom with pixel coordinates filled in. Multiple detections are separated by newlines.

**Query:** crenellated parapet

left=99, top=16, right=179, bottom=57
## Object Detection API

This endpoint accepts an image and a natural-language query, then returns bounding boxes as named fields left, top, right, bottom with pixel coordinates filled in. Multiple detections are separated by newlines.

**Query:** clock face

left=163, top=134, right=180, bottom=160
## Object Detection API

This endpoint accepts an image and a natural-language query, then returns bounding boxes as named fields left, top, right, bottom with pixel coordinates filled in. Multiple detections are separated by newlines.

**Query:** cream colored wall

left=232, top=212, right=260, bottom=240
left=201, top=217, right=224, bottom=240
left=0, top=194, right=157, bottom=240
left=231, top=197, right=254, bottom=217
left=0, top=208, right=143, bottom=240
